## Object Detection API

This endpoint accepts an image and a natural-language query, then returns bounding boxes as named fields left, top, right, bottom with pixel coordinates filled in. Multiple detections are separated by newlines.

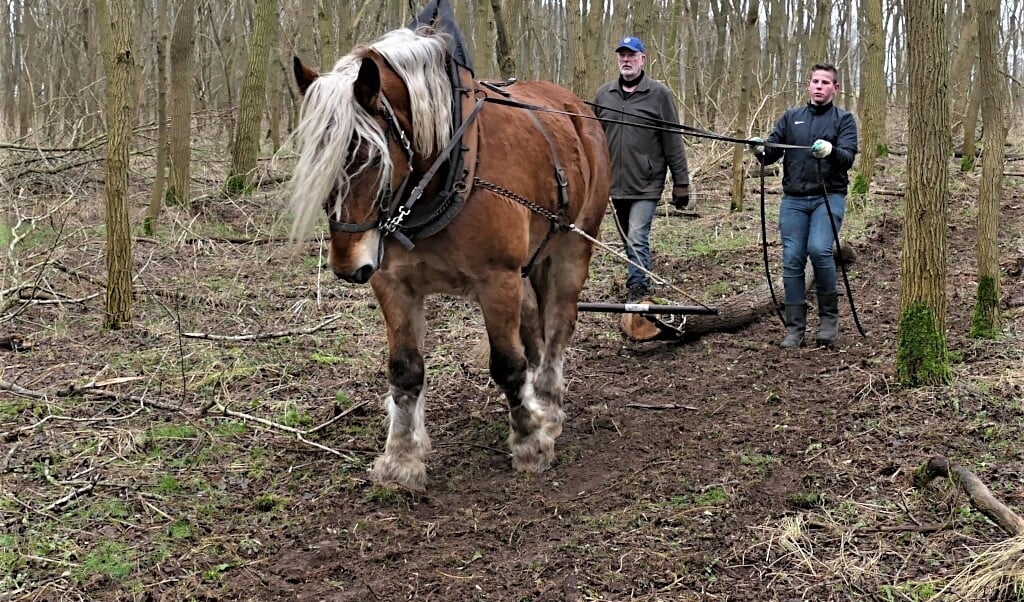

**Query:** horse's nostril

left=352, top=265, right=374, bottom=284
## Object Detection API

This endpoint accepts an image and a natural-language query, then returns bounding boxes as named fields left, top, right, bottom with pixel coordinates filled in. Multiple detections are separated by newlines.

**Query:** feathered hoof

left=372, top=454, right=427, bottom=492
left=509, top=430, right=557, bottom=473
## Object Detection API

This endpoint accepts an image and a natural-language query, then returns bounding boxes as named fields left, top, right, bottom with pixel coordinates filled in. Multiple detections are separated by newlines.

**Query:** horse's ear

left=353, top=57, right=382, bottom=112
left=293, top=56, right=319, bottom=96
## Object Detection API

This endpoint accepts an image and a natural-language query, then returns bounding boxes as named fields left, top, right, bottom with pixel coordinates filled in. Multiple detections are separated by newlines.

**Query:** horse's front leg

left=479, top=273, right=563, bottom=473
left=369, top=277, right=430, bottom=491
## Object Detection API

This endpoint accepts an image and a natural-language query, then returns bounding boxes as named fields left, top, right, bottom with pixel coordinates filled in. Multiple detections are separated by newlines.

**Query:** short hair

left=809, top=63, right=839, bottom=80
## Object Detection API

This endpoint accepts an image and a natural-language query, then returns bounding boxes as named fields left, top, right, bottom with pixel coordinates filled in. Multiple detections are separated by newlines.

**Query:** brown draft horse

left=289, top=27, right=610, bottom=491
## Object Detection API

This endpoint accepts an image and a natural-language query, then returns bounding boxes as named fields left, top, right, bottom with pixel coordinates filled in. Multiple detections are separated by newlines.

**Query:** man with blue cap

left=594, top=36, right=691, bottom=302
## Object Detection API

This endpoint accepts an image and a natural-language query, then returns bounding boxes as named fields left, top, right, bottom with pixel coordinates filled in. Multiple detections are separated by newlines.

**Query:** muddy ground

left=2, top=151, right=1024, bottom=601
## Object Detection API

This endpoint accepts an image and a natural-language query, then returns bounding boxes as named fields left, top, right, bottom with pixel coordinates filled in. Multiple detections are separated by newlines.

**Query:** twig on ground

left=913, top=455, right=1024, bottom=536
left=0, top=377, right=185, bottom=440
left=182, top=313, right=344, bottom=341
left=2, top=477, right=98, bottom=529
left=200, top=401, right=363, bottom=462
left=625, top=403, right=699, bottom=410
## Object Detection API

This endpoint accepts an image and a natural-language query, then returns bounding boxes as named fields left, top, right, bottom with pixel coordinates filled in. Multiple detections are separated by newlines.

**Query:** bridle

left=324, top=91, right=486, bottom=252
left=325, top=95, right=415, bottom=237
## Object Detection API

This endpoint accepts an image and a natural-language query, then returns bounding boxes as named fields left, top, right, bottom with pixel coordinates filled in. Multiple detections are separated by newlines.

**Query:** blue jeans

left=612, top=199, right=658, bottom=291
left=779, top=193, right=845, bottom=303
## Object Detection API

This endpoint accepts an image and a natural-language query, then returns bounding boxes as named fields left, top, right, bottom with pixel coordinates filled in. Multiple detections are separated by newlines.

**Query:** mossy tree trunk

left=971, top=0, right=1005, bottom=339
left=226, top=0, right=278, bottom=195
left=97, top=0, right=136, bottom=330
left=896, top=0, right=951, bottom=386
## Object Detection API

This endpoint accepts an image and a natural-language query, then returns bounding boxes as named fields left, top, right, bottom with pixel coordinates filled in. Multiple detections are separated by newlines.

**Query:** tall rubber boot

left=815, top=291, right=840, bottom=348
left=780, top=303, right=807, bottom=348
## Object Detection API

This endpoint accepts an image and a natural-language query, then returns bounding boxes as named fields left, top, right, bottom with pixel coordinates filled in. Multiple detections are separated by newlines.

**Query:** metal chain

left=472, top=176, right=711, bottom=309
left=473, top=177, right=563, bottom=225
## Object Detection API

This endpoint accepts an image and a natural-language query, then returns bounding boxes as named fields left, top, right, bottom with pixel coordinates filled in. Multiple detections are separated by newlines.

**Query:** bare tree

left=852, top=0, right=887, bottom=206
left=145, top=0, right=170, bottom=234
left=970, top=0, right=1005, bottom=338
left=167, top=0, right=196, bottom=207
left=896, top=0, right=951, bottom=386
left=565, top=0, right=587, bottom=96
left=730, top=0, right=759, bottom=212
left=226, top=0, right=278, bottom=194
left=490, top=0, right=516, bottom=80
left=96, top=0, right=136, bottom=329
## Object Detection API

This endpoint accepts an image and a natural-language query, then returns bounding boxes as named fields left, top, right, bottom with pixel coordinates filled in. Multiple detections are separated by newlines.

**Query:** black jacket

left=761, top=101, right=858, bottom=196
left=593, top=75, right=689, bottom=200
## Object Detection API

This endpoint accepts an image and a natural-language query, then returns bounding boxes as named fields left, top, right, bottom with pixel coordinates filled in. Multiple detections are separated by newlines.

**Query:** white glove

left=811, top=139, right=832, bottom=159
left=748, top=136, right=765, bottom=157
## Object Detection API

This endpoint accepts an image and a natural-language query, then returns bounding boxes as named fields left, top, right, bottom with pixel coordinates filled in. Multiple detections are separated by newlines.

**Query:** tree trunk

left=226, top=0, right=278, bottom=194
left=145, top=0, right=170, bottom=235
left=949, top=0, right=978, bottom=136
left=808, top=0, right=829, bottom=62
left=897, top=0, right=951, bottom=386
left=855, top=0, right=887, bottom=204
left=730, top=0, right=759, bottom=213
left=490, top=0, right=516, bottom=80
left=565, top=0, right=587, bottom=97
left=971, top=0, right=1004, bottom=338
left=959, top=73, right=981, bottom=170
left=167, top=0, right=196, bottom=207
left=97, top=0, right=135, bottom=330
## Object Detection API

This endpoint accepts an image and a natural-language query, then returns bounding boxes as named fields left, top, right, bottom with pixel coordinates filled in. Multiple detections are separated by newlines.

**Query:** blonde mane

left=290, top=28, right=454, bottom=239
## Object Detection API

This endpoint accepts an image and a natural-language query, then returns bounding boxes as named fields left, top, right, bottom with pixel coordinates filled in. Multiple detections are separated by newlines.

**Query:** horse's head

left=289, top=29, right=453, bottom=284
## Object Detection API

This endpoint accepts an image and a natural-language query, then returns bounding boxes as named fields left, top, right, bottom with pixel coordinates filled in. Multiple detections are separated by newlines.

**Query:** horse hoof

left=509, top=432, right=557, bottom=473
left=372, top=455, right=427, bottom=492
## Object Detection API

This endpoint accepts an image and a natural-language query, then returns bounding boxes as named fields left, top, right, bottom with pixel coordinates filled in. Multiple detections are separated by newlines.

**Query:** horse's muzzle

left=333, top=263, right=376, bottom=284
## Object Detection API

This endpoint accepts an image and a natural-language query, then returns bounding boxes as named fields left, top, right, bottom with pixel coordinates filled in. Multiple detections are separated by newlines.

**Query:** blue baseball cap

left=615, top=36, right=645, bottom=53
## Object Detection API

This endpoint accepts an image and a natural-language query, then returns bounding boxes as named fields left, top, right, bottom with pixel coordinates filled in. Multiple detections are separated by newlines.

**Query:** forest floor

left=2, top=146, right=1024, bottom=601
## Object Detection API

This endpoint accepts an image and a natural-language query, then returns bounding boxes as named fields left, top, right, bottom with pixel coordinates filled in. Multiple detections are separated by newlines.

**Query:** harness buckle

left=381, top=206, right=410, bottom=234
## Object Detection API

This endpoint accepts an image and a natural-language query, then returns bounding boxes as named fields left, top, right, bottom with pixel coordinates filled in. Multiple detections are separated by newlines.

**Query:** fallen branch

left=913, top=455, right=1024, bottom=536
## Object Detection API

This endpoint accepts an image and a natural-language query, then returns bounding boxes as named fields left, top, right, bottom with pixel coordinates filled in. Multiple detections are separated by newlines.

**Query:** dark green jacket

left=593, top=75, right=689, bottom=200
left=761, top=101, right=859, bottom=196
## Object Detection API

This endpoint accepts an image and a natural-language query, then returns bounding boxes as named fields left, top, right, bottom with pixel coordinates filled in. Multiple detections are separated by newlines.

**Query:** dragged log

left=614, top=247, right=863, bottom=343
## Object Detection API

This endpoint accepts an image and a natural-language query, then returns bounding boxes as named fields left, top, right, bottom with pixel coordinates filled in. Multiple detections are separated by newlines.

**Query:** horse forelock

left=370, top=28, right=453, bottom=158
left=289, top=54, right=393, bottom=239
left=289, top=28, right=453, bottom=240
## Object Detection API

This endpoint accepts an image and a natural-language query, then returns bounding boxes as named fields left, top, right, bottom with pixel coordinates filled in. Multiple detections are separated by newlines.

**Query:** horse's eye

left=368, top=155, right=381, bottom=168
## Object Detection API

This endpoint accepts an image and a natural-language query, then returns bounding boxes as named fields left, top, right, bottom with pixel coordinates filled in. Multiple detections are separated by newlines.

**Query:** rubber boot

left=815, top=291, right=840, bottom=348
left=780, top=303, right=807, bottom=348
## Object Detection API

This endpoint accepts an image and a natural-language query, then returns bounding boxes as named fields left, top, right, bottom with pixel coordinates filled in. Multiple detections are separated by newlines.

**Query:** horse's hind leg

left=519, top=277, right=543, bottom=369
left=478, top=274, right=560, bottom=473
left=530, top=238, right=593, bottom=416
left=369, top=279, right=431, bottom=491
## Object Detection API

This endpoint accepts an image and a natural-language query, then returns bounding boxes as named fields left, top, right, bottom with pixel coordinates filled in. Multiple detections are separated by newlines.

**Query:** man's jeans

left=779, top=193, right=846, bottom=304
left=612, top=198, right=658, bottom=291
